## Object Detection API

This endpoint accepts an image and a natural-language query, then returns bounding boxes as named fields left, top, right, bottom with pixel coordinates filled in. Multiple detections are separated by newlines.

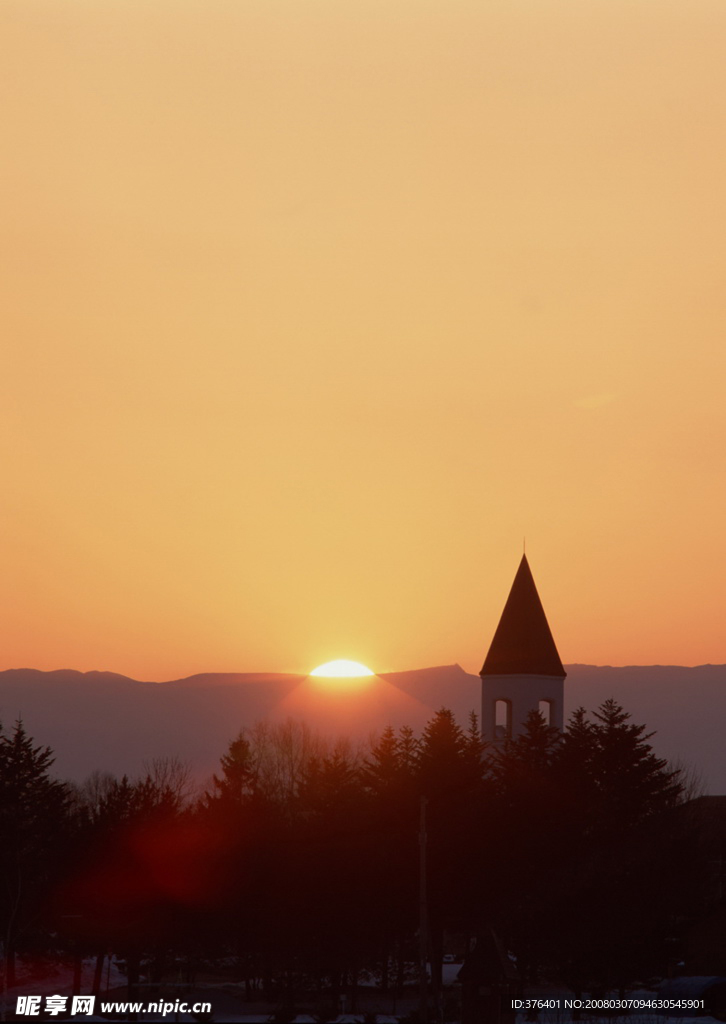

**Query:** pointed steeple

left=480, top=554, right=566, bottom=677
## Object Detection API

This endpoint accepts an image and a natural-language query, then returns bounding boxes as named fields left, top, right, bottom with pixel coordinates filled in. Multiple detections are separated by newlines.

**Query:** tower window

left=539, top=699, right=554, bottom=726
left=494, top=699, right=512, bottom=739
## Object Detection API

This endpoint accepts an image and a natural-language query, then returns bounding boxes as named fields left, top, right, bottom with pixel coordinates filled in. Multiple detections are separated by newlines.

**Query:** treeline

left=0, top=703, right=708, bottom=1005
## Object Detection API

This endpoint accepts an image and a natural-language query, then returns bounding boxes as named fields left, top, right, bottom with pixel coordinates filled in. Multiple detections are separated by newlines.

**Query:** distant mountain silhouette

left=1, top=664, right=724, bottom=792
left=165, top=672, right=307, bottom=688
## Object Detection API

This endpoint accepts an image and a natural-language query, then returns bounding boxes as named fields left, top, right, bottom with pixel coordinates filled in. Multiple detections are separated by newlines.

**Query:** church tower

left=480, top=554, right=566, bottom=742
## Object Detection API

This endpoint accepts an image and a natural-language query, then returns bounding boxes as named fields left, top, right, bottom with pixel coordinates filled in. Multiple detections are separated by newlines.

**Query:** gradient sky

left=2, top=0, right=725, bottom=680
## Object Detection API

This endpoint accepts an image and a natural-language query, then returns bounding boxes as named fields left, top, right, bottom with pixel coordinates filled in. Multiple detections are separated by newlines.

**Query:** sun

left=310, top=659, right=375, bottom=678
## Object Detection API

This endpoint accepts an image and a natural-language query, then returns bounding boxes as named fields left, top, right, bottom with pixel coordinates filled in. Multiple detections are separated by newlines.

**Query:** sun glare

left=310, top=659, right=375, bottom=678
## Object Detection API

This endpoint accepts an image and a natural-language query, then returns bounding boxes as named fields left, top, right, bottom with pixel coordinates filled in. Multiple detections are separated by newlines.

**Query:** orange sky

left=2, top=0, right=725, bottom=680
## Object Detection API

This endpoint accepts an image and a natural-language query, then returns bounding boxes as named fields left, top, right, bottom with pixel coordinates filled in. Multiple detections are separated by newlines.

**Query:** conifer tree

left=211, top=732, right=258, bottom=804
left=362, top=725, right=401, bottom=795
left=463, top=710, right=487, bottom=775
left=396, top=725, right=420, bottom=777
left=417, top=708, right=468, bottom=799
left=588, top=697, right=683, bottom=830
left=548, top=701, right=687, bottom=990
left=0, top=721, right=71, bottom=986
left=491, top=707, right=561, bottom=786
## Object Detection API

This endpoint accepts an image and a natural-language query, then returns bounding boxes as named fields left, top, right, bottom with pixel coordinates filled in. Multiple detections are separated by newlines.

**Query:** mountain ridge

left=1, top=664, right=724, bottom=791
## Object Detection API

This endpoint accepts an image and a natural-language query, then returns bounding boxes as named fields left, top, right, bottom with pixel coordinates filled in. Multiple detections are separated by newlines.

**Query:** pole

left=419, top=795, right=429, bottom=1024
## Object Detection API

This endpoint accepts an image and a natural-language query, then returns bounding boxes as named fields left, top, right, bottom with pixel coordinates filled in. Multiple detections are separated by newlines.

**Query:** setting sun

left=310, top=660, right=375, bottom=678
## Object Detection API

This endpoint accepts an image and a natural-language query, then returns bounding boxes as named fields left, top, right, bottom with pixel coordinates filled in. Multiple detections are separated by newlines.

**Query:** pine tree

left=549, top=701, right=687, bottom=990
left=211, top=731, right=258, bottom=804
left=417, top=708, right=468, bottom=799
left=0, top=719, right=70, bottom=861
left=416, top=709, right=490, bottom=994
left=557, top=706, right=595, bottom=771
left=0, top=720, right=71, bottom=986
left=362, top=726, right=401, bottom=795
left=396, top=725, right=420, bottom=776
left=591, top=698, right=683, bottom=822
left=491, top=708, right=561, bottom=788
left=459, top=710, right=488, bottom=790
left=300, top=748, right=361, bottom=817
left=557, top=699, right=683, bottom=838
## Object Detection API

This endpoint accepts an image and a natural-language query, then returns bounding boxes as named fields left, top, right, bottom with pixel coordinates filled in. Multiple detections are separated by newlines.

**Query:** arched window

left=538, top=699, right=554, bottom=726
left=494, top=699, right=512, bottom=739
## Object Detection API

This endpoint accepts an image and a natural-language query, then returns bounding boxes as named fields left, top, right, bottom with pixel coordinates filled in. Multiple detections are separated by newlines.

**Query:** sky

left=2, top=0, right=725, bottom=681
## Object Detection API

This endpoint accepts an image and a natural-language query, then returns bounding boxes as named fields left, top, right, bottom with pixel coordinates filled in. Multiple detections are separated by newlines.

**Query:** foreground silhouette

left=0, top=703, right=710, bottom=1019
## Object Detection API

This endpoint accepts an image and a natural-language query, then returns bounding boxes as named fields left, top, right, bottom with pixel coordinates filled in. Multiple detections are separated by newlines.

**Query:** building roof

left=480, top=554, right=566, bottom=678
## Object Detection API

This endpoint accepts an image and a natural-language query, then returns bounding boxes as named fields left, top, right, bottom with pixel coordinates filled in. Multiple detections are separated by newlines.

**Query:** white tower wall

left=481, top=673, right=564, bottom=743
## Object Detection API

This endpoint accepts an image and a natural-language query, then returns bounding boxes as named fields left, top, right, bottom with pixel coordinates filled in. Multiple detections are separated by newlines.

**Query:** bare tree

left=208, top=718, right=364, bottom=808
left=670, top=757, right=706, bottom=803
left=70, top=769, right=117, bottom=818
left=142, top=756, right=196, bottom=807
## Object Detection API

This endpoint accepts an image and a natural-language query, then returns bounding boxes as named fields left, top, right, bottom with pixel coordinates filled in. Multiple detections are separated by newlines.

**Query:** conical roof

left=480, top=554, right=566, bottom=677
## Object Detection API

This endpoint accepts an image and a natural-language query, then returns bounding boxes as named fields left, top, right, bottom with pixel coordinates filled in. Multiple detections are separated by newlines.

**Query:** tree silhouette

left=362, top=725, right=404, bottom=796
left=359, top=726, right=421, bottom=993
left=210, top=732, right=259, bottom=805
left=548, top=701, right=687, bottom=990
left=0, top=700, right=700, bottom=1005
left=0, top=720, right=71, bottom=987
left=587, top=698, right=683, bottom=833
left=417, top=709, right=490, bottom=995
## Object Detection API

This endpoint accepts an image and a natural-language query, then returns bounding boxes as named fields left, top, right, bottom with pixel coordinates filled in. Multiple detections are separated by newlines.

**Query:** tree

left=396, top=725, right=420, bottom=777
left=417, top=708, right=468, bottom=800
left=360, top=726, right=420, bottom=993
left=482, top=711, right=567, bottom=977
left=547, top=701, right=687, bottom=990
left=69, top=769, right=117, bottom=822
left=0, top=720, right=71, bottom=987
left=362, top=726, right=403, bottom=796
left=491, top=708, right=561, bottom=789
left=416, top=709, right=491, bottom=996
left=143, top=756, right=195, bottom=807
left=210, top=732, right=259, bottom=805
left=206, top=719, right=336, bottom=813
left=463, top=711, right=488, bottom=784
left=587, top=698, right=683, bottom=832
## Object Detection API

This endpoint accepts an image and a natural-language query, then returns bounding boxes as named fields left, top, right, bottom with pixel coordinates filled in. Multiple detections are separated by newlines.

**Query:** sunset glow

left=2, top=2, right=726, bottom=678
left=310, top=661, right=375, bottom=678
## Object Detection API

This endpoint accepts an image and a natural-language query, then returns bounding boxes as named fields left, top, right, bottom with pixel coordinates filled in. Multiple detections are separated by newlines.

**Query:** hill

left=0, top=664, right=724, bottom=791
